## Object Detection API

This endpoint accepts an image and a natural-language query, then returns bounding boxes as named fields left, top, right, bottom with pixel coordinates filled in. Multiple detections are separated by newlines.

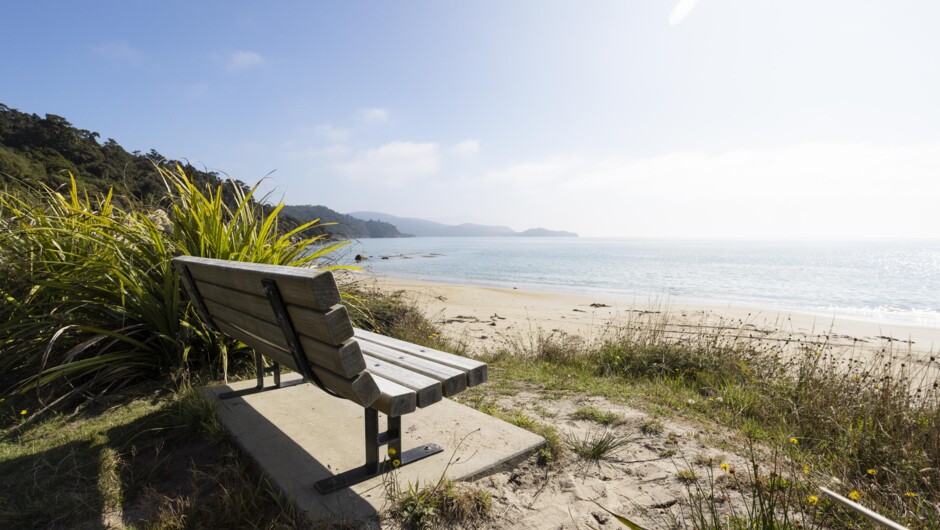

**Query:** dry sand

left=348, top=274, right=940, bottom=528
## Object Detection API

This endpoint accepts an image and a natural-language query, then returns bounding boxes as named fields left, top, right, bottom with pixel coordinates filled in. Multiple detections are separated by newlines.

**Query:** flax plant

left=0, top=166, right=347, bottom=411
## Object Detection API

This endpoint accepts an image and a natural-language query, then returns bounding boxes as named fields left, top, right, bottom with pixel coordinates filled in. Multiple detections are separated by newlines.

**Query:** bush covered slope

left=0, top=104, right=228, bottom=203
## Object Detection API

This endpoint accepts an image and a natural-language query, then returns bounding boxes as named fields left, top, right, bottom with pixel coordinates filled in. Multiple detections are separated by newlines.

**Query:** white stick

left=819, top=487, right=909, bottom=530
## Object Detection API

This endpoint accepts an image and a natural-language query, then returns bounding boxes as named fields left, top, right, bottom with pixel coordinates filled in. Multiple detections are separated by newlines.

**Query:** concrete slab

left=204, top=373, right=544, bottom=523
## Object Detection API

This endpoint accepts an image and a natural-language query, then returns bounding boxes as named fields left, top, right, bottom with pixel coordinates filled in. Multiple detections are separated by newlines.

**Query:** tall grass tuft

left=0, top=166, right=346, bottom=411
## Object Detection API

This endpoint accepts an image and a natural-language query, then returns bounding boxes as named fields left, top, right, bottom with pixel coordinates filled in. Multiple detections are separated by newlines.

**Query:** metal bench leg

left=219, top=355, right=298, bottom=399
left=314, top=409, right=443, bottom=494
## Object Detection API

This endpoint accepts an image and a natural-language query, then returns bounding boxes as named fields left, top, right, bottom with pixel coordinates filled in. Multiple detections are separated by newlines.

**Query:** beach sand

left=353, top=274, right=940, bottom=358
left=345, top=274, right=938, bottom=528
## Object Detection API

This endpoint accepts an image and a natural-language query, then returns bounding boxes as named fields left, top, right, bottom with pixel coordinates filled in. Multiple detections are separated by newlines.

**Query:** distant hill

left=348, top=211, right=577, bottom=237
left=519, top=227, right=579, bottom=237
left=281, top=205, right=411, bottom=239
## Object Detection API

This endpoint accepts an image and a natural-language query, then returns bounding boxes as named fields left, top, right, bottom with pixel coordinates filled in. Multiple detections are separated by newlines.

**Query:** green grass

left=571, top=405, right=627, bottom=426
left=567, top=428, right=634, bottom=461
left=385, top=476, right=491, bottom=530
left=0, top=384, right=313, bottom=528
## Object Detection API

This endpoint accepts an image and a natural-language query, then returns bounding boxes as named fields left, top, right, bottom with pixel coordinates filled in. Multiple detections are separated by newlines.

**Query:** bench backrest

left=172, top=256, right=380, bottom=407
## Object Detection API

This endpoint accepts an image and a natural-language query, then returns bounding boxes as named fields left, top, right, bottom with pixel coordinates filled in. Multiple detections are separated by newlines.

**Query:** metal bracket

left=179, top=264, right=218, bottom=332
left=260, top=279, right=340, bottom=398
left=314, top=409, right=443, bottom=494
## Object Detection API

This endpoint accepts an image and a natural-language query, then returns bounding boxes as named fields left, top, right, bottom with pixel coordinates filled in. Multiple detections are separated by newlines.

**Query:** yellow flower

left=387, top=448, right=397, bottom=456
left=904, top=491, right=918, bottom=498
left=803, top=465, right=811, bottom=475
left=806, top=495, right=819, bottom=506
left=392, top=459, right=401, bottom=468
left=848, top=490, right=861, bottom=501
left=720, top=463, right=730, bottom=472
left=866, top=468, right=877, bottom=476
left=789, top=437, right=798, bottom=445
left=20, top=410, right=27, bottom=416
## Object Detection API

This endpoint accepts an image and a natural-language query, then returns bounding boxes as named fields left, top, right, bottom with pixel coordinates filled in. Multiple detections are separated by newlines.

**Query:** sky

left=2, top=1, right=939, bottom=238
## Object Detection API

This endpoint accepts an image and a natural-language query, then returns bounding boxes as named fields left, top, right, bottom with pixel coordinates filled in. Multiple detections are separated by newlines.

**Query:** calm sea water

left=338, top=238, right=940, bottom=326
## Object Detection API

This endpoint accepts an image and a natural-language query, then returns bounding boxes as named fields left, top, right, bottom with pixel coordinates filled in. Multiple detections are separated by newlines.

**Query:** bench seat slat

left=354, top=328, right=487, bottom=387
left=195, top=279, right=353, bottom=345
left=370, top=376, right=417, bottom=417
left=362, top=354, right=442, bottom=408
left=204, top=299, right=366, bottom=377
left=358, top=341, right=467, bottom=397
left=215, top=320, right=380, bottom=408
left=179, top=257, right=341, bottom=311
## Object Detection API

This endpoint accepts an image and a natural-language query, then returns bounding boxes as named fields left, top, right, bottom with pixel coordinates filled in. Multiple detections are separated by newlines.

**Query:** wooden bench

left=172, top=256, right=487, bottom=494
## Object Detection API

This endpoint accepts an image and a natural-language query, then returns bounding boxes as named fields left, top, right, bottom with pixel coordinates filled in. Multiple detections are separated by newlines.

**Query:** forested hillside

left=0, top=104, right=411, bottom=240
left=0, top=104, right=228, bottom=204
left=281, top=204, right=411, bottom=239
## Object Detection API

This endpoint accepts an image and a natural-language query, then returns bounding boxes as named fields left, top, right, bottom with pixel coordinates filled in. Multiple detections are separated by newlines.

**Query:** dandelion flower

left=806, top=495, right=819, bottom=506
left=904, top=491, right=918, bottom=498
left=392, top=459, right=401, bottom=468
left=720, top=463, right=730, bottom=471
left=866, top=468, right=877, bottom=476
left=789, top=437, right=798, bottom=445
left=387, top=448, right=397, bottom=456
left=803, top=465, right=811, bottom=475
left=20, top=410, right=27, bottom=416
left=848, top=490, right=861, bottom=501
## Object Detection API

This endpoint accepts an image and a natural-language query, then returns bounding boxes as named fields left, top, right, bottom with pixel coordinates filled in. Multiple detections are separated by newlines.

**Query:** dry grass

left=474, top=310, right=940, bottom=528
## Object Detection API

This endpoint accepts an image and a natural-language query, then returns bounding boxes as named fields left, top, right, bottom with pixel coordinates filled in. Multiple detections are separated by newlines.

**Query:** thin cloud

left=669, top=0, right=700, bottom=26
left=227, top=50, right=264, bottom=71
left=480, top=141, right=940, bottom=237
left=94, top=42, right=145, bottom=66
left=336, top=141, right=439, bottom=185
left=451, top=139, right=481, bottom=156
left=357, top=107, right=389, bottom=124
left=314, top=124, right=350, bottom=142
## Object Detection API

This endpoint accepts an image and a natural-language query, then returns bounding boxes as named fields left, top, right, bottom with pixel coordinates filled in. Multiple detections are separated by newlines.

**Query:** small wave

left=820, top=305, right=940, bottom=325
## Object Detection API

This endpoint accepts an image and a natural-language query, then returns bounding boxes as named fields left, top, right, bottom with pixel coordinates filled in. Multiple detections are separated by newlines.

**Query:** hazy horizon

left=3, top=1, right=939, bottom=238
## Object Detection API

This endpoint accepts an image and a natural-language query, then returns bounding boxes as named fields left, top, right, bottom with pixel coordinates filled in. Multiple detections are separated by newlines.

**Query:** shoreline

left=350, top=273, right=940, bottom=358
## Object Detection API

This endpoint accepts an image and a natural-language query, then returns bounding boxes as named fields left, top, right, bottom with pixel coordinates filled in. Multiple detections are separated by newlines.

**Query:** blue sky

left=3, top=1, right=939, bottom=237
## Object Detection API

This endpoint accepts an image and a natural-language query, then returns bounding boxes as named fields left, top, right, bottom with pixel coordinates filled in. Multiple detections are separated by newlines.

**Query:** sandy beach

left=352, top=273, right=940, bottom=359
left=345, top=273, right=940, bottom=528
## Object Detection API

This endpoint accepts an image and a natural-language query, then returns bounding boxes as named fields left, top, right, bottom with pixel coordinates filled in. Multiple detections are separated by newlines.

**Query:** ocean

left=338, top=238, right=940, bottom=326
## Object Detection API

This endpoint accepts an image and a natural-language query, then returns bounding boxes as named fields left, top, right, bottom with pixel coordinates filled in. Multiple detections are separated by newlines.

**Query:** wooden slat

left=358, top=341, right=467, bottom=397
left=209, top=303, right=365, bottom=378
left=355, top=328, right=488, bottom=386
left=195, top=279, right=353, bottom=345
left=174, top=256, right=341, bottom=311
left=370, top=375, right=417, bottom=417
left=216, top=320, right=379, bottom=408
left=362, top=354, right=441, bottom=408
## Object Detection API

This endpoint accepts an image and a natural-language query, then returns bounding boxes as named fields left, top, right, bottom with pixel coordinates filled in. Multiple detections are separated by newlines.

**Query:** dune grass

left=0, top=166, right=346, bottom=411
left=476, top=314, right=940, bottom=528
